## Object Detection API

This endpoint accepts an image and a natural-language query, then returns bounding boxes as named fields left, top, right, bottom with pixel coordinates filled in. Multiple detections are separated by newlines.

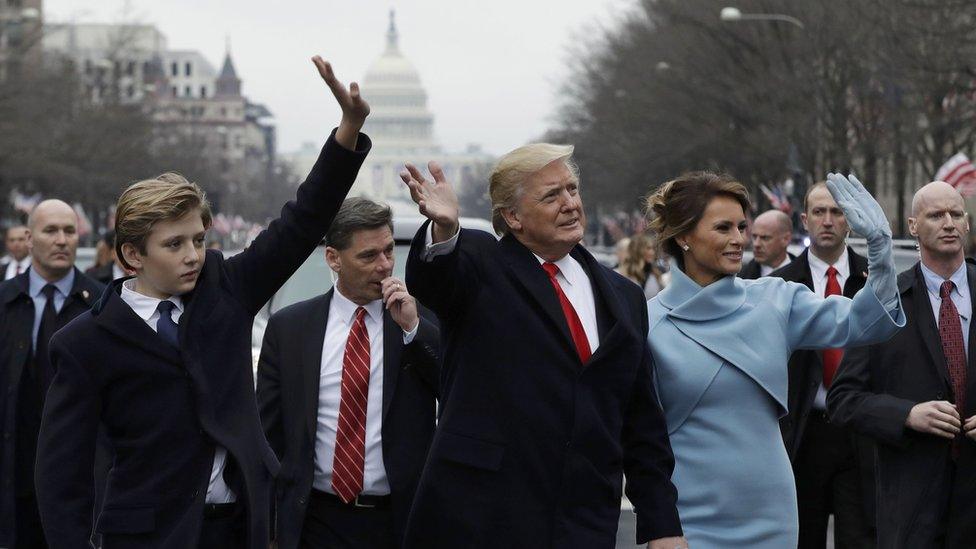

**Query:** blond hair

left=488, top=143, right=579, bottom=236
left=115, top=172, right=212, bottom=269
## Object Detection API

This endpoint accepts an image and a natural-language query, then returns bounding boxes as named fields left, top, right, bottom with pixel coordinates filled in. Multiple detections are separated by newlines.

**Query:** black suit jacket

left=0, top=268, right=103, bottom=547
left=34, top=131, right=369, bottom=549
left=770, top=246, right=877, bottom=523
left=402, top=225, right=680, bottom=548
left=828, top=261, right=976, bottom=548
left=738, top=252, right=797, bottom=280
left=256, top=290, right=439, bottom=549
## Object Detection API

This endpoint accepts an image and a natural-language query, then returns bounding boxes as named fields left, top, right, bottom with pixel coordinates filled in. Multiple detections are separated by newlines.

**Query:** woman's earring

left=682, top=244, right=690, bottom=251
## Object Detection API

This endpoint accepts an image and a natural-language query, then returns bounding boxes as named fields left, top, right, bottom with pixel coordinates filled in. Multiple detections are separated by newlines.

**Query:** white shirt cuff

left=421, top=224, right=460, bottom=261
left=402, top=321, right=420, bottom=344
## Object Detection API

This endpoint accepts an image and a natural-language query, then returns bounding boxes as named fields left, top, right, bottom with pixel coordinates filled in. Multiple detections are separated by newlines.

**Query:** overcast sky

left=44, top=0, right=630, bottom=155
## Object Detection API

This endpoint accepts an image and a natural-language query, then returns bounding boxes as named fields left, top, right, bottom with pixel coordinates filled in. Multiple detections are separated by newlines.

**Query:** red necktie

left=543, top=262, right=592, bottom=363
left=938, top=281, right=967, bottom=458
left=822, top=266, right=843, bottom=387
left=332, top=307, right=370, bottom=503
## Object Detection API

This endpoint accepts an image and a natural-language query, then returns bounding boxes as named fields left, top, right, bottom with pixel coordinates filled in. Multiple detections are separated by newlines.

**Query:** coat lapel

left=499, top=235, right=579, bottom=366
left=571, top=246, right=628, bottom=366
left=912, top=264, right=952, bottom=388
left=91, top=280, right=182, bottom=365
left=304, top=292, right=332, bottom=442
left=965, top=261, right=976, bottom=415
left=382, top=311, right=402, bottom=423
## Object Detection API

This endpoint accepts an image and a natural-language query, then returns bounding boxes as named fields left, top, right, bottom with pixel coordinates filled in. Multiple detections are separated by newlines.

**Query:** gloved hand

left=825, top=173, right=898, bottom=309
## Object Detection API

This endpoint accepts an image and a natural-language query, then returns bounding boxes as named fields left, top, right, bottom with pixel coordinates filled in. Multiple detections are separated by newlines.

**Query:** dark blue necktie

left=156, top=300, right=179, bottom=347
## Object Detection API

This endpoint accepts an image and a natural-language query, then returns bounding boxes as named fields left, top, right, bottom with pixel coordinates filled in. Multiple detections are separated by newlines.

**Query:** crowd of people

left=0, top=57, right=973, bottom=549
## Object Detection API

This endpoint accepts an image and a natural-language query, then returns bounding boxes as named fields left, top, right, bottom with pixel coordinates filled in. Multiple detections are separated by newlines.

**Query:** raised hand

left=824, top=173, right=892, bottom=241
left=400, top=161, right=460, bottom=243
left=312, top=56, right=369, bottom=150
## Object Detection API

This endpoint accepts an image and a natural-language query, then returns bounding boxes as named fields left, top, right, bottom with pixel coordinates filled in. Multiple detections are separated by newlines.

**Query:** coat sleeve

left=223, top=130, right=370, bottom=314
left=35, top=336, right=101, bottom=548
left=403, top=310, right=441, bottom=398
left=826, top=343, right=916, bottom=447
left=256, top=314, right=285, bottom=460
left=783, top=281, right=905, bottom=352
left=625, top=301, right=682, bottom=543
left=404, top=222, right=491, bottom=324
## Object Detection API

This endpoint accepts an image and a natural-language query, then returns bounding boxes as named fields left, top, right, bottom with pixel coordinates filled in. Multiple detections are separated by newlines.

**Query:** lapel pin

left=82, top=290, right=90, bottom=299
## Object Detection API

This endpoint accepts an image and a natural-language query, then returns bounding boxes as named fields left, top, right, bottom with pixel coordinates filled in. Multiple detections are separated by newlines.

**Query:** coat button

left=936, top=392, right=945, bottom=399
left=190, top=490, right=199, bottom=500
left=298, top=496, right=306, bottom=506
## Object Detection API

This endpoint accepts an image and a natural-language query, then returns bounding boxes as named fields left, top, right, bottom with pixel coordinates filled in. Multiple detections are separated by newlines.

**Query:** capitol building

left=285, top=11, right=493, bottom=213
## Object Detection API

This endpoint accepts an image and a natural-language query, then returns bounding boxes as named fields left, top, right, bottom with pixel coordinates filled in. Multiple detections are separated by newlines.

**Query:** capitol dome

left=361, top=10, right=440, bottom=155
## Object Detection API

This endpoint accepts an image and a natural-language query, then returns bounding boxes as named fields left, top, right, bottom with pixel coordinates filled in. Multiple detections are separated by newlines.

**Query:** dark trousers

left=197, top=503, right=245, bottom=549
left=796, top=411, right=875, bottom=549
left=14, top=493, right=47, bottom=549
left=299, top=490, right=394, bottom=549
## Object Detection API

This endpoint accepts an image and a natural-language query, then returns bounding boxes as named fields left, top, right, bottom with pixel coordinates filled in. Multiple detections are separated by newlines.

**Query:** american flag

left=935, top=153, right=976, bottom=197
left=759, top=183, right=792, bottom=213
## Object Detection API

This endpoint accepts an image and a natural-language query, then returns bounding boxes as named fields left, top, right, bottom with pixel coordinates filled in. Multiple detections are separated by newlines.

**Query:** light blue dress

left=647, top=265, right=904, bottom=548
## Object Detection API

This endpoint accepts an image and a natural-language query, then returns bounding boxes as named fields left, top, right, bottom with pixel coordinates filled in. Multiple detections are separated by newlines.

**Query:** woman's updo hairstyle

left=645, top=171, right=750, bottom=259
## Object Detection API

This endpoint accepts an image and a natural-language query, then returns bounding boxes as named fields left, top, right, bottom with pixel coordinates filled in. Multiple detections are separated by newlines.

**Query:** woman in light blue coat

left=645, top=172, right=904, bottom=548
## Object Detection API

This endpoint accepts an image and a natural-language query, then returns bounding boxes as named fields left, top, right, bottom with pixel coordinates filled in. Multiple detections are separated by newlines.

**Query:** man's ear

left=325, top=246, right=341, bottom=273
left=500, top=207, right=521, bottom=232
left=121, top=242, right=143, bottom=271
left=24, top=229, right=32, bottom=252
left=800, top=212, right=809, bottom=233
left=907, top=217, right=917, bottom=238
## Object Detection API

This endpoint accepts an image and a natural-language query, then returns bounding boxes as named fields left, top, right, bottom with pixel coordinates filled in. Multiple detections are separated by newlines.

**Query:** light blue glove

left=825, top=173, right=899, bottom=309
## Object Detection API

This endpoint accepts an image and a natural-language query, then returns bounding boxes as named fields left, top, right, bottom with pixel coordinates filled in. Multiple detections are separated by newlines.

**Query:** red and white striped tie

left=331, top=306, right=370, bottom=503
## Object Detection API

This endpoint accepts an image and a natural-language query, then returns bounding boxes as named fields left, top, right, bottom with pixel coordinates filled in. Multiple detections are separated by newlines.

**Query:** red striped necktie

left=332, top=306, right=370, bottom=503
left=543, top=262, right=592, bottom=363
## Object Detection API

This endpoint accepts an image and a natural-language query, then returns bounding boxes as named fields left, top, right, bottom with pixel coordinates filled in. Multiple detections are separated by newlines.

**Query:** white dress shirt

left=759, top=254, right=793, bottom=277
left=4, top=256, right=31, bottom=280
left=920, top=260, right=971, bottom=356
left=806, top=248, right=850, bottom=410
left=423, top=226, right=600, bottom=353
left=313, top=287, right=418, bottom=495
left=119, top=279, right=236, bottom=504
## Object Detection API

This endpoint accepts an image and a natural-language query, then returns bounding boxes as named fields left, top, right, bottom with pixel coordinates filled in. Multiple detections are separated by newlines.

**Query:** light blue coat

left=647, top=264, right=904, bottom=548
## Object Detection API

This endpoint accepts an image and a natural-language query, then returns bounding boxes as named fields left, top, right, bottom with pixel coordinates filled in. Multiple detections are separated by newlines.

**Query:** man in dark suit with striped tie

left=257, top=197, right=439, bottom=549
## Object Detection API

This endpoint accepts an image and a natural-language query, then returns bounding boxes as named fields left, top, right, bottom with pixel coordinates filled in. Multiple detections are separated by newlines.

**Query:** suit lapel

left=382, top=312, right=402, bottom=423
left=793, top=250, right=815, bottom=292
left=844, top=248, right=869, bottom=297
left=913, top=265, right=952, bottom=387
left=304, top=292, right=333, bottom=442
left=499, top=235, right=578, bottom=364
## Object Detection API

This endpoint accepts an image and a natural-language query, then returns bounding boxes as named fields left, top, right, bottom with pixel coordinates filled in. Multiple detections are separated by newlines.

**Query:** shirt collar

left=532, top=252, right=586, bottom=288
left=807, top=247, right=849, bottom=281
left=920, top=260, right=969, bottom=300
left=29, top=267, right=75, bottom=299
left=120, top=278, right=184, bottom=322
left=332, top=285, right=383, bottom=324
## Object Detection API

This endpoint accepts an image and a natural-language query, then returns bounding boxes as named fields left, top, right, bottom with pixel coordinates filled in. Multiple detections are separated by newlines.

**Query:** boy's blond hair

left=115, top=173, right=212, bottom=270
